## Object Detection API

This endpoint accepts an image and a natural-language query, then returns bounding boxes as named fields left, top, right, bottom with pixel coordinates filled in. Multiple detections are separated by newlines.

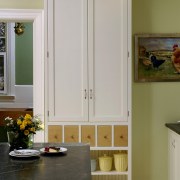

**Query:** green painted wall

left=15, top=23, right=33, bottom=85
left=133, top=0, right=180, bottom=180
left=0, top=0, right=43, bottom=85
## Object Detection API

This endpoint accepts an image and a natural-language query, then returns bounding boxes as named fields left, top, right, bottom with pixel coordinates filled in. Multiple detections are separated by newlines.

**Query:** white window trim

left=0, top=9, right=44, bottom=142
left=7, top=23, right=15, bottom=96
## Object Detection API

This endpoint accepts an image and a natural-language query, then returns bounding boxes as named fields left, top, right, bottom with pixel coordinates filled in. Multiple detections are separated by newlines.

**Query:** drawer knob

left=120, top=135, right=124, bottom=139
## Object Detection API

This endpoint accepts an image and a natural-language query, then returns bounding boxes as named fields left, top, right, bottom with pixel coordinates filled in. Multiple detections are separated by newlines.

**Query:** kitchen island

left=165, top=122, right=180, bottom=134
left=0, top=143, right=91, bottom=180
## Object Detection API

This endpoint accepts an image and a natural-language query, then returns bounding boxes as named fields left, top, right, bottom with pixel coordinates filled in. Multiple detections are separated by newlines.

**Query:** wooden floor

left=0, top=108, right=33, bottom=126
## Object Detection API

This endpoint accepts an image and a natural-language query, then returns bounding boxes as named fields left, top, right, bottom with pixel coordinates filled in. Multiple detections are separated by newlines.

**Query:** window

left=0, top=23, right=7, bottom=94
left=0, top=52, right=6, bottom=93
left=0, top=22, right=16, bottom=97
left=0, top=21, right=33, bottom=105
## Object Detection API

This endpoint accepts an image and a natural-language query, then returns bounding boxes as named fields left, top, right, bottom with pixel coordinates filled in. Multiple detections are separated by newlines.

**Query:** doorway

left=0, top=9, right=44, bottom=142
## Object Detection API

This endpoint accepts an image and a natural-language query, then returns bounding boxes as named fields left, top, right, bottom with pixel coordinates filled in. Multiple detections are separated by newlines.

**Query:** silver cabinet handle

left=84, top=89, right=88, bottom=99
left=90, top=89, right=93, bottom=99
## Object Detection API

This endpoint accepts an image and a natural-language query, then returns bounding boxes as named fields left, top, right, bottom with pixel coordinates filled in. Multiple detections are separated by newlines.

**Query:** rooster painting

left=135, top=34, right=180, bottom=81
left=172, top=44, right=180, bottom=74
left=150, top=55, right=165, bottom=69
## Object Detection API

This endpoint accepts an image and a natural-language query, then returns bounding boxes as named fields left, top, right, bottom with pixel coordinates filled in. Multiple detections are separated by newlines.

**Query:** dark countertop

left=165, top=123, right=180, bottom=135
left=0, top=143, right=91, bottom=180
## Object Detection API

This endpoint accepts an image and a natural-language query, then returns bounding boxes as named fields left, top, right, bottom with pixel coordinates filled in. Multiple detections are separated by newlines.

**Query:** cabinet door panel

left=48, top=0, right=88, bottom=122
left=168, top=130, right=180, bottom=180
left=169, top=130, right=176, bottom=180
left=88, top=0, right=128, bottom=122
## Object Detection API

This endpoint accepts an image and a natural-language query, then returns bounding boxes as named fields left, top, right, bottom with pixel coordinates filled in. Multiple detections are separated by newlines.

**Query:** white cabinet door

left=88, top=0, right=128, bottom=122
left=47, top=0, right=88, bottom=122
left=168, top=130, right=180, bottom=180
left=46, top=0, right=129, bottom=122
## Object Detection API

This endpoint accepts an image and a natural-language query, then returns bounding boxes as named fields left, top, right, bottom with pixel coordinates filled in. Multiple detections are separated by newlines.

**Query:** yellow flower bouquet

left=4, top=114, right=43, bottom=149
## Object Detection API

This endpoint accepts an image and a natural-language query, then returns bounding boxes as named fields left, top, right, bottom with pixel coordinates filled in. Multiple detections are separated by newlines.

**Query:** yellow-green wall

left=0, top=0, right=43, bottom=9
left=1, top=0, right=179, bottom=180
left=133, top=0, right=180, bottom=180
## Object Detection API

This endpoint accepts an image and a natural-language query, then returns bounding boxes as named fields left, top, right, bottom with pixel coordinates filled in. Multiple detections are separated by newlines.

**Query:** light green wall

left=0, top=0, right=43, bottom=9
left=133, top=0, right=180, bottom=180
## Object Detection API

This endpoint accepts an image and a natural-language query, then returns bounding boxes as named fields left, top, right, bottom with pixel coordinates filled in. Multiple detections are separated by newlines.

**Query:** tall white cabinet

left=45, top=0, right=131, bottom=179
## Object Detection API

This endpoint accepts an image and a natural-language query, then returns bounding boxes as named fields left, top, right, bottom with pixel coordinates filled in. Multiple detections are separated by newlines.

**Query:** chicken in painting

left=172, top=44, right=180, bottom=73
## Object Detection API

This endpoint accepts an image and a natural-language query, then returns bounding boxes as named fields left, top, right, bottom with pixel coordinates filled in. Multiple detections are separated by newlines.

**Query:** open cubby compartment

left=90, top=150, right=128, bottom=175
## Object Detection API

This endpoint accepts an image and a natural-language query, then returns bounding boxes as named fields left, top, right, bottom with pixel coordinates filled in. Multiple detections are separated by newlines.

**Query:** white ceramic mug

left=91, top=159, right=96, bottom=172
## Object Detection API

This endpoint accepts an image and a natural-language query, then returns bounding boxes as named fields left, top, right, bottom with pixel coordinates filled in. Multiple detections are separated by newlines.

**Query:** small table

left=0, top=143, right=91, bottom=180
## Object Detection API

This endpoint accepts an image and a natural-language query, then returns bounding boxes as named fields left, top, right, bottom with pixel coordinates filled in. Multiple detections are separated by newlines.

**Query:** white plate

left=40, top=147, right=67, bottom=154
left=9, top=149, right=40, bottom=157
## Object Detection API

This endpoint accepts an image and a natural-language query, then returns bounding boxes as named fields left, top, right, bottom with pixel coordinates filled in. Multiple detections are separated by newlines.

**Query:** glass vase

left=7, top=131, right=34, bottom=150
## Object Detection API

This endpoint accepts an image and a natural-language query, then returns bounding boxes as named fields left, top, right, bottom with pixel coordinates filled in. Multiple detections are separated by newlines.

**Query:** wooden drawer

left=48, top=125, right=62, bottom=143
left=114, top=125, right=128, bottom=146
left=64, top=125, right=79, bottom=143
left=81, top=125, right=95, bottom=146
left=97, top=125, right=112, bottom=147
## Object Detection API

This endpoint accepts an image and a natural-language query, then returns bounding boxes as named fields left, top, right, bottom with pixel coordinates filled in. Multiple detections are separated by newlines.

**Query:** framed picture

left=135, top=33, right=180, bottom=82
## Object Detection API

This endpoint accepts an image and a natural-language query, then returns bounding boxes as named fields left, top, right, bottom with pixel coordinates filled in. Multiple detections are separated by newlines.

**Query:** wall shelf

left=91, top=171, right=128, bottom=176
